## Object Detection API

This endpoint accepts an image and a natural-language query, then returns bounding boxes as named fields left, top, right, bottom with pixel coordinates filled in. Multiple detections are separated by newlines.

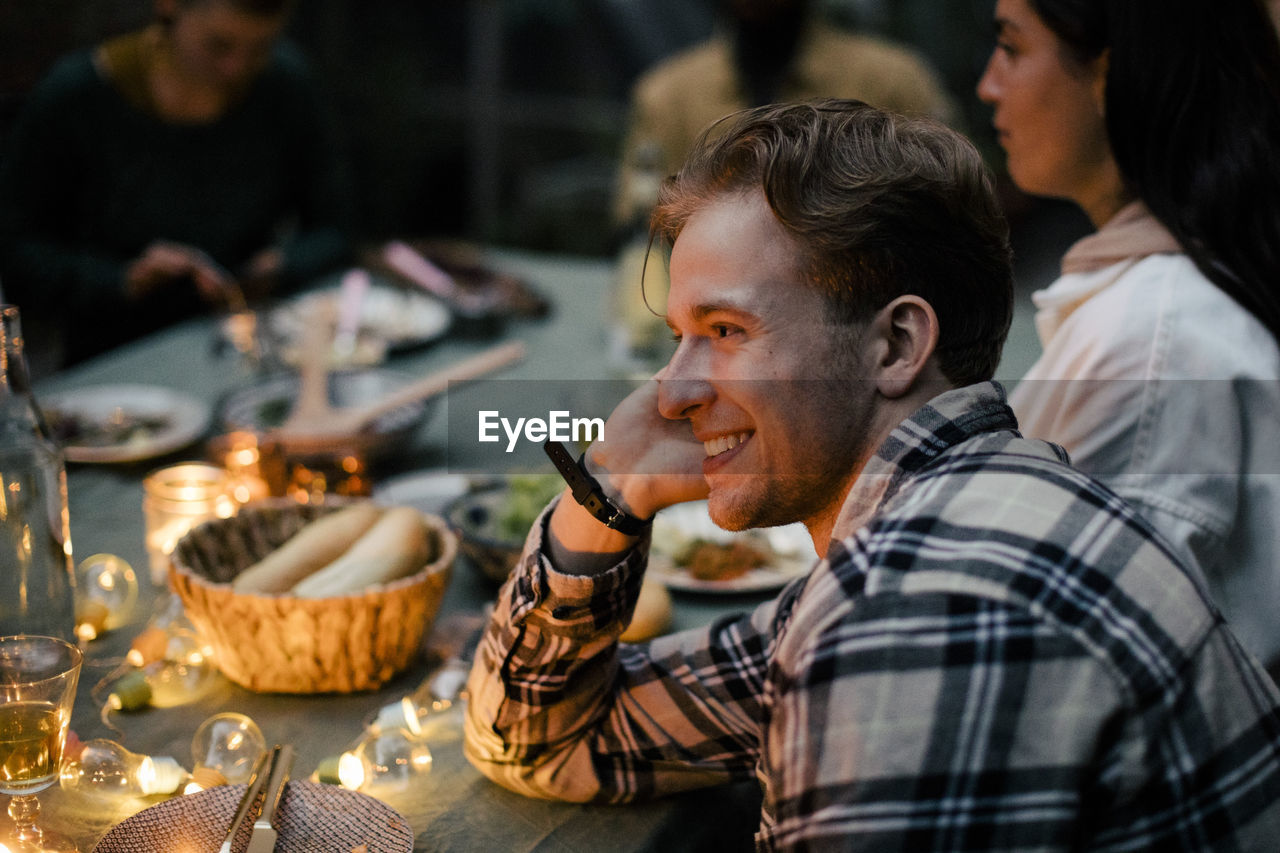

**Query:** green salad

left=495, top=473, right=565, bottom=541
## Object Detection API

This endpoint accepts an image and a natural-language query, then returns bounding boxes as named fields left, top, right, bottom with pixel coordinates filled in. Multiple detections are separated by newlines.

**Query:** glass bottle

left=0, top=304, right=77, bottom=641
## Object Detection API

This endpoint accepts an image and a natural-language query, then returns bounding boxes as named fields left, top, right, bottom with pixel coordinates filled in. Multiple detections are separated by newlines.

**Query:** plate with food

left=41, top=384, right=210, bottom=463
left=374, top=468, right=479, bottom=517
left=649, top=501, right=815, bottom=593
left=367, top=239, right=550, bottom=330
left=267, top=282, right=452, bottom=366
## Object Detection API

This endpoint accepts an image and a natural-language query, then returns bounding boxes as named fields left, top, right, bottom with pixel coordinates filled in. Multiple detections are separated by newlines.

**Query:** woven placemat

left=94, top=781, right=414, bottom=852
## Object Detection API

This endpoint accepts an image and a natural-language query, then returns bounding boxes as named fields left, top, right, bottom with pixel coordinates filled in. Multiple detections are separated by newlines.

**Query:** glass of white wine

left=0, top=635, right=82, bottom=853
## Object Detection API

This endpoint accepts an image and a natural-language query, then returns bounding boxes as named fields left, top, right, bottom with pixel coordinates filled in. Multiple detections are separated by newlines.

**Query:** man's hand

left=124, top=241, right=235, bottom=305
left=586, top=379, right=707, bottom=520
left=547, top=380, right=706, bottom=575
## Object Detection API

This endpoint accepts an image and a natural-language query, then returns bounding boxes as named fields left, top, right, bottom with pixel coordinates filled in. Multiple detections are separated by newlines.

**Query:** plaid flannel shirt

left=464, top=382, right=1280, bottom=851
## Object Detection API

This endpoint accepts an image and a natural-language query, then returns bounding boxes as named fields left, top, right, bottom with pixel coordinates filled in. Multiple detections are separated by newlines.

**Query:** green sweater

left=0, top=36, right=352, bottom=364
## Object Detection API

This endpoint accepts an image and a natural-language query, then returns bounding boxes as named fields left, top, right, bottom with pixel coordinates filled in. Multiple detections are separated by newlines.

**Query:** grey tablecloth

left=28, top=249, right=763, bottom=852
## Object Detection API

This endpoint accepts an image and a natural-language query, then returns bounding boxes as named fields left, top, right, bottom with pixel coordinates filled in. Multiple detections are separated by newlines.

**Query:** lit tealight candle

left=142, top=463, right=238, bottom=586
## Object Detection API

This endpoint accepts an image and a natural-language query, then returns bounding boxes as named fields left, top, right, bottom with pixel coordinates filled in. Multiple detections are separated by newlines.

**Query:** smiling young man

left=464, top=100, right=1280, bottom=850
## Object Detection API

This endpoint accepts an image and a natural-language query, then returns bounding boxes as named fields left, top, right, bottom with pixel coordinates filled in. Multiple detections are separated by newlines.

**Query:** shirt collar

left=830, top=381, right=1017, bottom=541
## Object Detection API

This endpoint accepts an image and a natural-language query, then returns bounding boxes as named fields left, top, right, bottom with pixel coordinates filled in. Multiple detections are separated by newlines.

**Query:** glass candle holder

left=209, top=430, right=278, bottom=503
left=142, top=463, right=238, bottom=586
left=284, top=450, right=372, bottom=504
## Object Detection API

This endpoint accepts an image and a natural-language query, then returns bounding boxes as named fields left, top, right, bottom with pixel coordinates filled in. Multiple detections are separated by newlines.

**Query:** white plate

left=648, top=501, right=815, bottom=594
left=270, top=284, right=452, bottom=366
left=374, top=469, right=477, bottom=515
left=42, top=384, right=210, bottom=463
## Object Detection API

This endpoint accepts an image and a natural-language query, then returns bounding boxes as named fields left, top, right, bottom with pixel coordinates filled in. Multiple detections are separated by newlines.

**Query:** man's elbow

left=462, top=710, right=606, bottom=804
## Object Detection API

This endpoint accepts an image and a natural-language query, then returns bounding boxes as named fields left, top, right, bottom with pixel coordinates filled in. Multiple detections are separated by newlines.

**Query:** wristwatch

left=542, top=440, right=649, bottom=535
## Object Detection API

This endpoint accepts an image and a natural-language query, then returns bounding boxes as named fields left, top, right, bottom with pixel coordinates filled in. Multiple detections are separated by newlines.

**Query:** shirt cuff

left=510, top=495, right=652, bottom=636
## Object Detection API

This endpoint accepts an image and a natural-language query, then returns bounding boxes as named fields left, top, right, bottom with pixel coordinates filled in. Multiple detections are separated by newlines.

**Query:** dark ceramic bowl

left=443, top=483, right=526, bottom=584
left=219, top=368, right=433, bottom=461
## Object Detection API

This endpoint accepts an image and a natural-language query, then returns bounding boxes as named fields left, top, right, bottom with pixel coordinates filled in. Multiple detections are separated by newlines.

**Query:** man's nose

left=656, top=342, right=714, bottom=419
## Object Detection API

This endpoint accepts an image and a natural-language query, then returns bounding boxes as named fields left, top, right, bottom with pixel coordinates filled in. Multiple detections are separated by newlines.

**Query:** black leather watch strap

left=543, top=440, right=649, bottom=536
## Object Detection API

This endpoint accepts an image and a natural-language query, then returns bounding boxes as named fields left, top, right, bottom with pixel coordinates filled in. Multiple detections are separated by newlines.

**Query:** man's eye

left=711, top=324, right=739, bottom=339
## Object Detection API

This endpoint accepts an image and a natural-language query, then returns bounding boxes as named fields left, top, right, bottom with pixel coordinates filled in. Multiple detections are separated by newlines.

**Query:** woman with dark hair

left=978, top=0, right=1280, bottom=666
left=0, top=0, right=352, bottom=366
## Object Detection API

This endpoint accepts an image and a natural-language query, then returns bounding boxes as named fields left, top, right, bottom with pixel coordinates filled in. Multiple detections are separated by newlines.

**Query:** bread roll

left=290, top=506, right=432, bottom=597
left=233, top=504, right=384, bottom=593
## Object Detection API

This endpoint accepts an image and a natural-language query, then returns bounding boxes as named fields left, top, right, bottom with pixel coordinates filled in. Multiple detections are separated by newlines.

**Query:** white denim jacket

left=1011, top=251, right=1280, bottom=664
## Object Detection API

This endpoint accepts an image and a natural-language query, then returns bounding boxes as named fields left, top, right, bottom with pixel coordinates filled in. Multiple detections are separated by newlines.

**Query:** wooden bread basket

left=169, top=499, right=456, bottom=693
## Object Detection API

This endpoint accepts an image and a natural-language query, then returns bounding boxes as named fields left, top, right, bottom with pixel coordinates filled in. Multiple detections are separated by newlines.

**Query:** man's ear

left=867, top=295, right=940, bottom=399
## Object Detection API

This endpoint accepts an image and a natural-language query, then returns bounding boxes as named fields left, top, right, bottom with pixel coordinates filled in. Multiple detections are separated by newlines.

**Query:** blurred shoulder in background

left=613, top=0, right=959, bottom=227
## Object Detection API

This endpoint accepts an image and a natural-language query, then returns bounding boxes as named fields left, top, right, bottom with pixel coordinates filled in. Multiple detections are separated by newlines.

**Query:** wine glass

left=0, top=635, right=83, bottom=853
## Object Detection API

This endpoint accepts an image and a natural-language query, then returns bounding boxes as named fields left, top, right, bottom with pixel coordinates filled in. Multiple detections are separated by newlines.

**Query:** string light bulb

left=372, top=656, right=470, bottom=737
left=59, top=738, right=186, bottom=800
left=332, top=726, right=433, bottom=794
left=107, top=627, right=214, bottom=712
left=184, top=712, right=266, bottom=793
left=74, top=553, right=139, bottom=642
left=126, top=591, right=212, bottom=667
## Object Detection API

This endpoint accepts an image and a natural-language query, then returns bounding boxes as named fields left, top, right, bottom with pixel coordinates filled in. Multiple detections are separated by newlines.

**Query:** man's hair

left=651, top=99, right=1013, bottom=386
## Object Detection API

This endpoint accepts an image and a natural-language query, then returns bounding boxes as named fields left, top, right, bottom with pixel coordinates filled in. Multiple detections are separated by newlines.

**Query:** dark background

left=1, top=0, right=1026, bottom=258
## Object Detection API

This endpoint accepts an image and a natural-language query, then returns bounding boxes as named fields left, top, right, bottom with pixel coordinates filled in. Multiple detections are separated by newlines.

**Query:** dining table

left=24, top=247, right=770, bottom=852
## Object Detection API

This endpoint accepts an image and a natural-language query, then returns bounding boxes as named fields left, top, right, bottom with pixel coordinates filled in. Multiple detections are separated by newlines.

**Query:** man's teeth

left=704, top=432, right=751, bottom=457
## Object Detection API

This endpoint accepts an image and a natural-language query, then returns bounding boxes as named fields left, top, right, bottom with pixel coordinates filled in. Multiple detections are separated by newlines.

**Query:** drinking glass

left=0, top=635, right=82, bottom=852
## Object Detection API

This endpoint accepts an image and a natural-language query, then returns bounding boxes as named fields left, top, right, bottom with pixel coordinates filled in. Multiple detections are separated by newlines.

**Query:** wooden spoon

left=279, top=299, right=339, bottom=431
left=272, top=340, right=526, bottom=441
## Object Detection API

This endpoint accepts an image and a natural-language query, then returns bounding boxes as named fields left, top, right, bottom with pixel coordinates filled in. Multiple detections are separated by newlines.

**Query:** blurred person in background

left=612, top=0, right=959, bottom=227
left=0, top=0, right=352, bottom=367
left=606, top=0, right=960, bottom=372
left=978, top=0, right=1280, bottom=670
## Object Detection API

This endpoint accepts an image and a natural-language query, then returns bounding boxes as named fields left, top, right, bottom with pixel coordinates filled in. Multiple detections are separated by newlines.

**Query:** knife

left=247, top=744, right=294, bottom=853
left=219, top=748, right=274, bottom=853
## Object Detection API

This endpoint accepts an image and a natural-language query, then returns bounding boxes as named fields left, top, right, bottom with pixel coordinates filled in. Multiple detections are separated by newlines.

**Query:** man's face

left=166, top=1, right=286, bottom=92
left=658, top=190, right=878, bottom=536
